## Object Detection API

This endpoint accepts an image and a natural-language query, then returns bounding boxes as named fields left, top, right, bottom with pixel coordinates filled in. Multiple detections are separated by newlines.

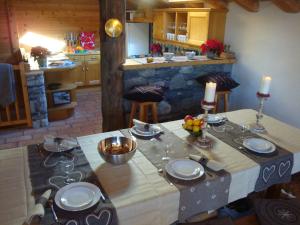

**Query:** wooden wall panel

left=0, top=0, right=12, bottom=61
left=0, top=0, right=100, bottom=61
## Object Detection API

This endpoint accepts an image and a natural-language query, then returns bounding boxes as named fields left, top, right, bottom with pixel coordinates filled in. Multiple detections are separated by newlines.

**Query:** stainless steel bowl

left=97, top=136, right=137, bottom=165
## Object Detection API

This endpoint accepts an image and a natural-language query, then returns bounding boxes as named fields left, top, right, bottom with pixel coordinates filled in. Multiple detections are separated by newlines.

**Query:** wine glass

left=162, top=143, right=172, bottom=161
left=60, top=161, right=75, bottom=184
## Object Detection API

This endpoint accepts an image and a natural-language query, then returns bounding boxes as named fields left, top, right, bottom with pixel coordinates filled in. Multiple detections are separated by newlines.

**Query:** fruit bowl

left=182, top=115, right=204, bottom=137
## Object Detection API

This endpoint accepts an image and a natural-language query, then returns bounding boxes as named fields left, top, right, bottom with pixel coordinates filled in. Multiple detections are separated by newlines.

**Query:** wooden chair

left=213, top=90, right=230, bottom=114
left=0, top=62, right=32, bottom=128
left=129, top=101, right=158, bottom=127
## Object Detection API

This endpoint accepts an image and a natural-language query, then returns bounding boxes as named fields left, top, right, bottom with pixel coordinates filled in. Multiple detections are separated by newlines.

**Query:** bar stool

left=128, top=101, right=158, bottom=127
left=124, top=85, right=165, bottom=127
left=213, top=90, right=230, bottom=113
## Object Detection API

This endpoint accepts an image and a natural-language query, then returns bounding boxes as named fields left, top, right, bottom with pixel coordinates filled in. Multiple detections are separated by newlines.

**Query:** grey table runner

left=27, top=145, right=118, bottom=225
left=121, top=126, right=231, bottom=223
left=207, top=121, right=293, bottom=192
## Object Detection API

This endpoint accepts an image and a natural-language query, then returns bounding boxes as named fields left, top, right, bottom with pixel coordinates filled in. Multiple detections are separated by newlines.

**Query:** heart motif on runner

left=279, top=160, right=291, bottom=177
left=66, top=220, right=78, bottom=225
left=86, top=209, right=112, bottom=225
left=263, top=165, right=276, bottom=183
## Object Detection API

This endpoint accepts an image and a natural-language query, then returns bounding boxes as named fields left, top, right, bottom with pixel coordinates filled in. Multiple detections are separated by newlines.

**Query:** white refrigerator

left=126, top=23, right=150, bottom=57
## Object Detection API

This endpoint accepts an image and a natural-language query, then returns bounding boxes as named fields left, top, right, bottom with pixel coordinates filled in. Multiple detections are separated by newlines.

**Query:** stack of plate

left=243, top=138, right=276, bottom=154
left=55, top=182, right=101, bottom=211
left=165, top=159, right=205, bottom=181
left=130, top=125, right=161, bottom=137
left=207, top=114, right=224, bottom=124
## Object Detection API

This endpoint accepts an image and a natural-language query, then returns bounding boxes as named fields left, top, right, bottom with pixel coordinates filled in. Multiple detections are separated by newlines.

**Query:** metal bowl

left=97, top=136, right=137, bottom=165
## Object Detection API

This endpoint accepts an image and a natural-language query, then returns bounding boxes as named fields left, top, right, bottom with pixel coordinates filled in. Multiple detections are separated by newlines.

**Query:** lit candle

left=204, top=82, right=217, bottom=103
left=259, top=76, right=272, bottom=95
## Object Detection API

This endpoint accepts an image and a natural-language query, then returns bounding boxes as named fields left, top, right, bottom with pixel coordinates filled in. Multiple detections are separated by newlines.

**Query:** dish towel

left=0, top=63, right=16, bottom=107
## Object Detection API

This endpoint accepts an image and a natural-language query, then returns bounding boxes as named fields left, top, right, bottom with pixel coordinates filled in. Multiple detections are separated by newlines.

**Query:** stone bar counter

left=122, top=56, right=236, bottom=121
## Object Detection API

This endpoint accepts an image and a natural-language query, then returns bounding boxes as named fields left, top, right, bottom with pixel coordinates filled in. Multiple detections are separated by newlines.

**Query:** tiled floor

left=0, top=87, right=102, bottom=150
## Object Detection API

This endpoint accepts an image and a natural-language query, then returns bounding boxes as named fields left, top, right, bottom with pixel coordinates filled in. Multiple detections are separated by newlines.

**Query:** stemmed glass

left=162, top=143, right=172, bottom=161
left=60, top=161, right=75, bottom=184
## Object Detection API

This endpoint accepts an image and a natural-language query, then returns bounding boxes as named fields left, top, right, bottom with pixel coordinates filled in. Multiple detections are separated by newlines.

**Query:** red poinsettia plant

left=200, top=39, right=224, bottom=56
left=150, top=43, right=162, bottom=55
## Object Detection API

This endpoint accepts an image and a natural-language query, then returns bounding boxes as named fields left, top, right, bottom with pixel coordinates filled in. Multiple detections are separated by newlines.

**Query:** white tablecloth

left=1, top=109, right=300, bottom=225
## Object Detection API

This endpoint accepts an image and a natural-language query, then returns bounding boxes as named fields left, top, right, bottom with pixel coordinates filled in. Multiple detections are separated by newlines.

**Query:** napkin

left=189, top=154, right=225, bottom=172
left=133, top=119, right=150, bottom=131
left=23, top=189, right=52, bottom=225
left=44, top=135, right=79, bottom=151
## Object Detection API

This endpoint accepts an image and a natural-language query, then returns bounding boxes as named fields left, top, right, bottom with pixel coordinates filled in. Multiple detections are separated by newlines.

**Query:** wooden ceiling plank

left=272, top=0, right=300, bottom=13
left=205, top=0, right=228, bottom=9
left=233, top=0, right=259, bottom=12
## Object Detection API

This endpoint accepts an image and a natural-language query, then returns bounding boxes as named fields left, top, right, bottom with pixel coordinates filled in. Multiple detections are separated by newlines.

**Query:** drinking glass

left=162, top=143, right=172, bottom=161
left=60, top=161, right=75, bottom=184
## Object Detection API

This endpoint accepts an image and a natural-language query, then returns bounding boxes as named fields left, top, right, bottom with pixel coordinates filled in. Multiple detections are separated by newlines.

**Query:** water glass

left=60, top=161, right=75, bottom=184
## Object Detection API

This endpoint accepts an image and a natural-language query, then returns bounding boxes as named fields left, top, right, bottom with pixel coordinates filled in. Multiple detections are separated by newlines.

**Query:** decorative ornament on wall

left=105, top=18, right=123, bottom=38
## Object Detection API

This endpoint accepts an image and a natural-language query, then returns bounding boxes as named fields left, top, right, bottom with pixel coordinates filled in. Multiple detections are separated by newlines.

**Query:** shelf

left=48, top=101, right=77, bottom=112
left=46, top=83, right=77, bottom=93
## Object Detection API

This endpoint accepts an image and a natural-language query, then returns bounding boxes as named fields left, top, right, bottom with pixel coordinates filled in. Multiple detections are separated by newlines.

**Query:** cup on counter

left=163, top=52, right=174, bottom=61
left=185, top=51, right=196, bottom=60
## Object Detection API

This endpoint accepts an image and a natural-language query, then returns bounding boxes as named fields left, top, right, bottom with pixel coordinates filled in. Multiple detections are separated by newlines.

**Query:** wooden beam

left=4, top=0, right=19, bottom=54
left=205, top=0, right=228, bottom=9
left=272, top=0, right=300, bottom=13
left=233, top=0, right=259, bottom=12
left=100, top=0, right=126, bottom=131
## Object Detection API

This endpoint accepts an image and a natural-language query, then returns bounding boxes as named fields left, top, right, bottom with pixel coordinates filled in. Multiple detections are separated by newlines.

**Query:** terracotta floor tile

left=0, top=87, right=102, bottom=150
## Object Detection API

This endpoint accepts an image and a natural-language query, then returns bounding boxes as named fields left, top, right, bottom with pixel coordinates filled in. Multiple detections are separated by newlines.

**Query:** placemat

left=121, top=126, right=231, bottom=223
left=254, top=199, right=300, bottom=225
left=27, top=144, right=118, bottom=225
left=207, top=120, right=293, bottom=192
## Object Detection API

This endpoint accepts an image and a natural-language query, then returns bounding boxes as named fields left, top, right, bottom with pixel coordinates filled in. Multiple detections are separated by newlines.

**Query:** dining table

left=1, top=109, right=300, bottom=225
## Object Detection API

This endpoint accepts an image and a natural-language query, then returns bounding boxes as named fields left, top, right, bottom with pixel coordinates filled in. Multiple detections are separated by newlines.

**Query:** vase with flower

left=200, top=39, right=224, bottom=59
left=31, top=46, right=50, bottom=67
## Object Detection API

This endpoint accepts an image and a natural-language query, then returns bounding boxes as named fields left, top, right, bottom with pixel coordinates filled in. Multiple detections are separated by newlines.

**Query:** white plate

left=165, top=159, right=205, bottom=181
left=55, top=182, right=101, bottom=211
left=43, top=139, right=78, bottom=153
left=207, top=114, right=223, bottom=124
left=243, top=138, right=276, bottom=154
left=130, top=125, right=161, bottom=137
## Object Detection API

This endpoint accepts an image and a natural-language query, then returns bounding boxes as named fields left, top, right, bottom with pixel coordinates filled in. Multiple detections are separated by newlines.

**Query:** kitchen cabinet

left=67, top=53, right=101, bottom=86
left=153, top=11, right=165, bottom=39
left=153, top=8, right=227, bottom=47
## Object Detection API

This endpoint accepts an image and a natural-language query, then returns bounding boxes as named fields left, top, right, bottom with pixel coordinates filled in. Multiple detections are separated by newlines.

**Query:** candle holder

left=197, top=101, right=215, bottom=149
left=251, top=92, right=270, bottom=133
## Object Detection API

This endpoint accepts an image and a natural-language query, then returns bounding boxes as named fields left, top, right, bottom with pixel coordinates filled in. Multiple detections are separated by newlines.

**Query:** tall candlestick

left=259, top=76, right=272, bottom=95
left=204, top=82, right=216, bottom=103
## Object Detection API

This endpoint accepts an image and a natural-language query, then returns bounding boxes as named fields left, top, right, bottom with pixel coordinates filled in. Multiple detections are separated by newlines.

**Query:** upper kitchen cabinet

left=153, top=8, right=227, bottom=47
left=153, top=11, right=165, bottom=40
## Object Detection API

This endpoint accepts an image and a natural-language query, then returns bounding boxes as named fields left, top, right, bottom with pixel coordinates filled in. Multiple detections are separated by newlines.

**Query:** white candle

left=259, top=76, right=272, bottom=94
left=204, top=82, right=217, bottom=103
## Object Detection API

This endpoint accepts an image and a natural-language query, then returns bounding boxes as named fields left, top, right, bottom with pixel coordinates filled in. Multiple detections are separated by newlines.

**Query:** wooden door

left=153, top=11, right=165, bottom=40
left=187, top=11, right=209, bottom=45
left=85, top=54, right=100, bottom=85
left=67, top=55, right=86, bottom=86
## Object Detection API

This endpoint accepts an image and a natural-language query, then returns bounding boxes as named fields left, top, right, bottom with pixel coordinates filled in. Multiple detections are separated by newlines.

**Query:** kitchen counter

left=122, top=56, right=236, bottom=70
left=122, top=56, right=235, bottom=122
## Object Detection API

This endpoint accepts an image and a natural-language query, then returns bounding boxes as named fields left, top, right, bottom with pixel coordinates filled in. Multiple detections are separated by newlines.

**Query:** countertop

left=122, top=56, right=236, bottom=70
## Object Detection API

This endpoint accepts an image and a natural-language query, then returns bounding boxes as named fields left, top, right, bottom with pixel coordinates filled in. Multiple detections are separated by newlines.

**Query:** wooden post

left=100, top=0, right=126, bottom=132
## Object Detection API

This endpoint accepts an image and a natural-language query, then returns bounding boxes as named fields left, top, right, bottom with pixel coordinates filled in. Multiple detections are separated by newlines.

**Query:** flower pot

left=37, top=57, right=47, bottom=67
left=207, top=51, right=217, bottom=59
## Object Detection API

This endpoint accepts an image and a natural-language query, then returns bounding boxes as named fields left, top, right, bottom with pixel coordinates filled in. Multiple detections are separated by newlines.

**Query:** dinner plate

left=207, top=114, right=223, bottom=124
left=130, top=125, right=161, bottom=137
left=243, top=138, right=276, bottom=154
left=55, top=182, right=101, bottom=211
left=43, top=138, right=78, bottom=153
left=165, top=159, right=205, bottom=181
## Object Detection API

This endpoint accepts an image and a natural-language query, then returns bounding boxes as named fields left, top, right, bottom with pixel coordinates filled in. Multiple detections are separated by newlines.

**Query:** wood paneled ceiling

left=127, top=0, right=300, bottom=13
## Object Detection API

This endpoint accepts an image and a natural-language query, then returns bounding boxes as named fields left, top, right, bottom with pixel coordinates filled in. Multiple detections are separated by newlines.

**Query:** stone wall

left=26, top=73, right=49, bottom=128
left=123, top=64, right=233, bottom=122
